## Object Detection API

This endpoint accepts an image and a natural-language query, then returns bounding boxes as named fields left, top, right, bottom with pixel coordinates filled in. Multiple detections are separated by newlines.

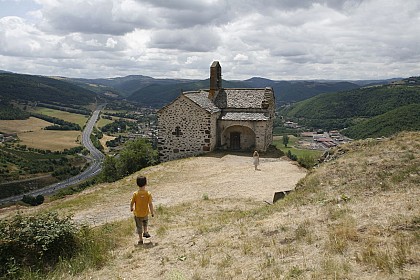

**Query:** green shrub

left=287, top=150, right=297, bottom=161
left=0, top=212, right=79, bottom=278
left=21, top=194, right=44, bottom=206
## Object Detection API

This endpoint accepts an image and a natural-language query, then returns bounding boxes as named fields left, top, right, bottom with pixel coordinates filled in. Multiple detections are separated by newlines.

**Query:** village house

left=157, top=61, right=276, bottom=162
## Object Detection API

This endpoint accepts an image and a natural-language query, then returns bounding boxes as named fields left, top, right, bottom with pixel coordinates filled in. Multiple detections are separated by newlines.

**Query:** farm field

left=0, top=117, right=81, bottom=151
left=18, top=130, right=81, bottom=151
left=0, top=117, right=51, bottom=134
left=30, top=107, right=89, bottom=127
left=96, top=116, right=114, bottom=128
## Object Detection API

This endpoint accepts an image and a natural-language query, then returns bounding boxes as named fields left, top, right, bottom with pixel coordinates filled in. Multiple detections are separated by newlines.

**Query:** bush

left=21, top=194, right=44, bottom=206
left=287, top=150, right=297, bottom=161
left=0, top=212, right=79, bottom=278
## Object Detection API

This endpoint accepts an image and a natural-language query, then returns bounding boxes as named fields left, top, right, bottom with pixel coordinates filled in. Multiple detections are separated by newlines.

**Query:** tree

left=115, top=138, right=158, bottom=178
left=100, top=138, right=158, bottom=182
left=283, top=134, right=290, bottom=147
left=101, top=156, right=118, bottom=182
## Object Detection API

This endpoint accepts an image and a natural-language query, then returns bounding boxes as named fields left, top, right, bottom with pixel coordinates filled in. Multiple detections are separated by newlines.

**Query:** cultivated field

left=30, top=107, right=89, bottom=127
left=18, top=130, right=81, bottom=151
left=96, top=116, right=114, bottom=128
left=0, top=117, right=51, bottom=134
left=0, top=117, right=81, bottom=151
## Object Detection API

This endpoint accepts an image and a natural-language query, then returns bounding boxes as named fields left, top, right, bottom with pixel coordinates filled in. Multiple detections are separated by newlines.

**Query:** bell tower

left=209, top=61, right=222, bottom=100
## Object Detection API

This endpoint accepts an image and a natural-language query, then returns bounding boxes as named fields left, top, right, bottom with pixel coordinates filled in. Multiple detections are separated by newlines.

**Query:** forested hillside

left=0, top=73, right=97, bottom=105
left=0, top=101, right=30, bottom=120
left=342, top=103, right=420, bottom=139
left=281, top=84, right=420, bottom=136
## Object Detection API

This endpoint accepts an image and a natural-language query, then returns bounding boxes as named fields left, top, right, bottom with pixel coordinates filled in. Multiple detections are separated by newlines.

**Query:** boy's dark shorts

left=134, top=216, right=148, bottom=234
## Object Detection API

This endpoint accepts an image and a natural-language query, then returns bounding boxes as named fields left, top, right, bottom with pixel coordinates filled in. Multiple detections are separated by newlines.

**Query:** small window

left=173, top=126, right=182, bottom=137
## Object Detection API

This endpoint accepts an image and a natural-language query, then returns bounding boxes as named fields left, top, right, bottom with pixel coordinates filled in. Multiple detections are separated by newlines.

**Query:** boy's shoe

left=143, top=232, right=151, bottom=238
left=138, top=240, right=143, bottom=245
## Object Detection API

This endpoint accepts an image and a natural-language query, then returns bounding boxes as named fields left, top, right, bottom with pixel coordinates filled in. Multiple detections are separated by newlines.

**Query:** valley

left=1, top=72, right=419, bottom=204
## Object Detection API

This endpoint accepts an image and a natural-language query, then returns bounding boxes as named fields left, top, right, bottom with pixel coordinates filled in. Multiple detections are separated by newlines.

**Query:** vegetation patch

left=0, top=212, right=124, bottom=280
left=0, top=146, right=86, bottom=198
left=281, top=84, right=420, bottom=135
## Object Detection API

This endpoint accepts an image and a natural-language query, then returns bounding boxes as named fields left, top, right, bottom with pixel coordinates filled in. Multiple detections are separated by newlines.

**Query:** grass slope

left=2, top=132, right=419, bottom=279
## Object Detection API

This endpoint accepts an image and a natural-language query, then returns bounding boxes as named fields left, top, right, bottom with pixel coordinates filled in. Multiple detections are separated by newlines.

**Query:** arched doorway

left=230, top=132, right=241, bottom=150
left=221, top=125, right=256, bottom=150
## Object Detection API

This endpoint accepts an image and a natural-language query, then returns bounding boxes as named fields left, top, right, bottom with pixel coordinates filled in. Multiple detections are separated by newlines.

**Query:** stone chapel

left=157, top=61, right=275, bottom=162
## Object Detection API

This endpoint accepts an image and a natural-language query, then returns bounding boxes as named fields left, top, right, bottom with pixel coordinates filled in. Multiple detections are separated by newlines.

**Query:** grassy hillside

left=281, top=84, right=420, bottom=134
left=1, top=132, right=418, bottom=279
left=0, top=73, right=97, bottom=106
left=343, top=103, right=420, bottom=139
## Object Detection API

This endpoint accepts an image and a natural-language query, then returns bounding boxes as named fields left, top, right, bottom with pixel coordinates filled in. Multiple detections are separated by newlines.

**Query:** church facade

left=157, top=61, right=275, bottom=162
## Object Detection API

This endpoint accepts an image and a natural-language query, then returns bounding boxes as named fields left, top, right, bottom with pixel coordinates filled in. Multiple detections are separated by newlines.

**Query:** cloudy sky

left=0, top=0, right=419, bottom=80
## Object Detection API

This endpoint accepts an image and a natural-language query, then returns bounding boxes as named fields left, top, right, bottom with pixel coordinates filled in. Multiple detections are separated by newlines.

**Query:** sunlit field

left=30, top=107, right=89, bottom=127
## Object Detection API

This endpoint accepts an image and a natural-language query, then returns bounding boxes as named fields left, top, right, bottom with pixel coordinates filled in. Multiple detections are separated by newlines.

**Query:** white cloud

left=234, top=54, right=248, bottom=61
left=0, top=0, right=419, bottom=79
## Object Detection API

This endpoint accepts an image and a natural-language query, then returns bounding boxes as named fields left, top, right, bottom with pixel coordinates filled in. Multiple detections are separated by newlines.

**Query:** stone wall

left=157, top=95, right=219, bottom=162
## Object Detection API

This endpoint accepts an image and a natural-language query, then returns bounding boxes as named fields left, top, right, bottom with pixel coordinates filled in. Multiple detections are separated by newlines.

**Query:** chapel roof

left=183, top=91, right=220, bottom=113
left=213, top=88, right=273, bottom=109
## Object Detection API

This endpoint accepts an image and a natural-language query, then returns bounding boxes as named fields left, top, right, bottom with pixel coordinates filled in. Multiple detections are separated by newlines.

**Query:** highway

left=0, top=104, right=106, bottom=205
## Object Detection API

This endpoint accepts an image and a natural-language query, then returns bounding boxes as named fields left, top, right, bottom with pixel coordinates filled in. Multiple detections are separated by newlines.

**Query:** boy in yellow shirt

left=130, top=176, right=154, bottom=245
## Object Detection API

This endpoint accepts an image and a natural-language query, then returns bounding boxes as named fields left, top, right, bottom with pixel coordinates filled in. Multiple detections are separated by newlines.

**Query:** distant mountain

left=281, top=82, right=420, bottom=137
left=1, top=70, right=401, bottom=110
left=67, top=75, right=195, bottom=98
left=125, top=77, right=362, bottom=108
left=0, top=73, right=97, bottom=106
left=127, top=79, right=247, bottom=107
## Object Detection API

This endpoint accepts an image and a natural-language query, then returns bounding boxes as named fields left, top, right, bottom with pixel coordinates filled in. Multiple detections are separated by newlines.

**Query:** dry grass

left=99, top=133, right=116, bottom=152
left=18, top=130, right=81, bottom=151
left=0, top=117, right=51, bottom=134
left=2, top=132, right=419, bottom=279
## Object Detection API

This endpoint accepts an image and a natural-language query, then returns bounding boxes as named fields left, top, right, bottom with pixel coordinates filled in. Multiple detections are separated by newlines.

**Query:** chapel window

left=173, top=126, right=182, bottom=137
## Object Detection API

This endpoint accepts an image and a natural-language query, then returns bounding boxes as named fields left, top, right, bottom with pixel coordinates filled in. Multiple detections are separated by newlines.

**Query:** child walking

left=130, top=176, right=155, bottom=245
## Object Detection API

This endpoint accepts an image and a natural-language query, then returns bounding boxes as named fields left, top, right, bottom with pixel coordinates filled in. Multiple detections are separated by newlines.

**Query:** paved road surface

left=0, top=104, right=106, bottom=205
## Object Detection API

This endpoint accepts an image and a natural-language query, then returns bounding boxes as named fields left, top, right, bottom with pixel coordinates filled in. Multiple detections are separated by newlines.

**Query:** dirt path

left=72, top=153, right=307, bottom=226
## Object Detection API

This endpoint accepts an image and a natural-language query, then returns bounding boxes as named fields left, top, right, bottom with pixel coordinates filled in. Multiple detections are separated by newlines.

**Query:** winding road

left=0, top=104, right=106, bottom=205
